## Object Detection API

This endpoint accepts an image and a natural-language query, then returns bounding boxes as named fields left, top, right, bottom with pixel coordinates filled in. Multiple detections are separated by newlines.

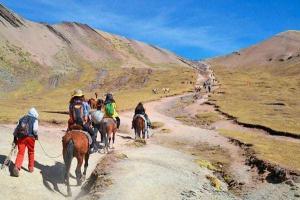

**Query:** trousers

left=15, top=136, right=35, bottom=171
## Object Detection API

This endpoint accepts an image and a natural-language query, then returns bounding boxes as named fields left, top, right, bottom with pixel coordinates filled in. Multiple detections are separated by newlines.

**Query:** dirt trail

left=0, top=72, right=299, bottom=199
left=0, top=124, right=128, bottom=199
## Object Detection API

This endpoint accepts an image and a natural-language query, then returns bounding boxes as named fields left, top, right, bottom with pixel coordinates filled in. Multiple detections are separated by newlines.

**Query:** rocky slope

left=0, top=4, right=190, bottom=93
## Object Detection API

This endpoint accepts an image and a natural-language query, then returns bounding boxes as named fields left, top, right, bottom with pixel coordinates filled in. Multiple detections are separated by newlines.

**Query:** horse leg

left=111, top=131, right=116, bottom=149
left=82, top=152, right=90, bottom=181
left=104, top=132, right=109, bottom=153
left=63, top=140, right=74, bottom=196
left=108, top=135, right=112, bottom=148
left=75, top=155, right=84, bottom=186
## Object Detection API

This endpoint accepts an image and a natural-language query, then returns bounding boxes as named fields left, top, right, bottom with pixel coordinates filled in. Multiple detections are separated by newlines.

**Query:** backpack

left=72, top=101, right=84, bottom=125
left=15, top=116, right=31, bottom=138
left=105, top=103, right=114, bottom=117
left=91, top=110, right=104, bottom=124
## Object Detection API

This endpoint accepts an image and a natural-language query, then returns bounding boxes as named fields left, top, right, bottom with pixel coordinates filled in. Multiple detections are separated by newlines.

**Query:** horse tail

left=65, top=139, right=74, bottom=173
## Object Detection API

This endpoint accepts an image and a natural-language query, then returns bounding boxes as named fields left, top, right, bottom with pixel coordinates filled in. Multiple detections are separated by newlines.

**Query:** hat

left=72, top=89, right=84, bottom=97
left=28, top=107, right=39, bottom=119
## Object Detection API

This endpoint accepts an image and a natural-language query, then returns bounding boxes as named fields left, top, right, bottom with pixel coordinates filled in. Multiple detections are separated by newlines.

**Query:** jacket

left=104, top=102, right=119, bottom=119
left=14, top=108, right=39, bottom=137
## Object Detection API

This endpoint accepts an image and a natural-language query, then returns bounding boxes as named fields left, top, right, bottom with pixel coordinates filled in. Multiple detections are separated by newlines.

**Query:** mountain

left=207, top=30, right=300, bottom=135
left=0, top=4, right=195, bottom=122
left=209, top=30, right=300, bottom=68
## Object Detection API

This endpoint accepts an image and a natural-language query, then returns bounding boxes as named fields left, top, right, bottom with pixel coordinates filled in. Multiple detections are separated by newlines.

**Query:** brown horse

left=62, top=130, right=90, bottom=196
left=100, top=118, right=117, bottom=153
left=88, top=92, right=98, bottom=109
left=133, top=115, right=146, bottom=139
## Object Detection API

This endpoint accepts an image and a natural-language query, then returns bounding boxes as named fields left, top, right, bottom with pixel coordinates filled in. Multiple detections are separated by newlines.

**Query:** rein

left=37, top=140, right=62, bottom=159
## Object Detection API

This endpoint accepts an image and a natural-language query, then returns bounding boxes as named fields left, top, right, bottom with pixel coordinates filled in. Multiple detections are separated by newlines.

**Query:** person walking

left=12, top=107, right=39, bottom=177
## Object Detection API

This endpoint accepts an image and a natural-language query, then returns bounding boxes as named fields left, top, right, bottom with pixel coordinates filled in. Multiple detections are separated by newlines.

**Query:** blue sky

left=1, top=0, right=300, bottom=60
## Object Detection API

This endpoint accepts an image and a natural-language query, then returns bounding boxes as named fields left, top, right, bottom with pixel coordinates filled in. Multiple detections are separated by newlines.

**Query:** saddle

left=133, top=114, right=146, bottom=122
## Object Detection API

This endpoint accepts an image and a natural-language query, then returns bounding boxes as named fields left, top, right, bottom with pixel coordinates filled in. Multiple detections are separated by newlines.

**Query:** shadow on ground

left=34, top=161, right=67, bottom=197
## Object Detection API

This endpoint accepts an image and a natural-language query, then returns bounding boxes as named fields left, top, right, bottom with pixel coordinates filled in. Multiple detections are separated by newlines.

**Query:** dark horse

left=62, top=130, right=90, bottom=196
left=133, top=115, right=146, bottom=139
left=100, top=118, right=117, bottom=153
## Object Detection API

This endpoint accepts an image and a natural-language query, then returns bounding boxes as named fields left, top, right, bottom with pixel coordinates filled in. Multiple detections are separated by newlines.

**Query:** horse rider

left=91, top=99, right=105, bottom=145
left=104, top=93, right=120, bottom=129
left=132, top=102, right=151, bottom=130
left=12, top=107, right=39, bottom=177
left=68, top=89, right=96, bottom=151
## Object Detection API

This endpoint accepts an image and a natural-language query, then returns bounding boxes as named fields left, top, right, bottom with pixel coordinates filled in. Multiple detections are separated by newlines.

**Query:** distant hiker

left=91, top=99, right=105, bottom=145
left=12, top=108, right=39, bottom=177
left=68, top=89, right=95, bottom=150
left=104, top=93, right=120, bottom=129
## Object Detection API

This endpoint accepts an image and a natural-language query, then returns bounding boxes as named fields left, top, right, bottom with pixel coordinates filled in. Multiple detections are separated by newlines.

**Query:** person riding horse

left=68, top=89, right=96, bottom=151
left=104, top=93, right=120, bottom=129
left=132, top=102, right=151, bottom=130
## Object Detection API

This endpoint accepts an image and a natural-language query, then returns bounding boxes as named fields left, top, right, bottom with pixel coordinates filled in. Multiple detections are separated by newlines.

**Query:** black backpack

left=15, top=116, right=31, bottom=138
left=72, top=101, right=84, bottom=125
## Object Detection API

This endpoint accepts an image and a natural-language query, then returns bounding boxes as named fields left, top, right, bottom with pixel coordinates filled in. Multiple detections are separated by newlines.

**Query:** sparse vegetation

left=175, top=112, right=220, bottom=127
left=211, top=64, right=300, bottom=135
left=151, top=121, right=165, bottom=129
left=160, top=128, right=171, bottom=133
left=219, top=129, right=300, bottom=171
left=206, top=175, right=222, bottom=191
left=195, top=159, right=219, bottom=171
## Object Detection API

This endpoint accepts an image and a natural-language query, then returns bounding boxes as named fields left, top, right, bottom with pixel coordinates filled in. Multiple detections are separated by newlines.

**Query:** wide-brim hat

left=72, top=89, right=84, bottom=97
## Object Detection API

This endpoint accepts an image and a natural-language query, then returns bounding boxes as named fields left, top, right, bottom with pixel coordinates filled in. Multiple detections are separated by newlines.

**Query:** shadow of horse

left=34, top=161, right=67, bottom=196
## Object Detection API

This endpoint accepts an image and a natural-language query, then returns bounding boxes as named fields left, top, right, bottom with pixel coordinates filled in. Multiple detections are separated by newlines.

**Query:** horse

left=132, top=115, right=146, bottom=139
left=99, top=118, right=117, bottom=153
left=194, top=85, right=201, bottom=93
left=88, top=92, right=98, bottom=109
left=97, top=98, right=104, bottom=110
left=162, top=88, right=170, bottom=94
left=62, top=130, right=90, bottom=196
left=152, top=88, right=159, bottom=94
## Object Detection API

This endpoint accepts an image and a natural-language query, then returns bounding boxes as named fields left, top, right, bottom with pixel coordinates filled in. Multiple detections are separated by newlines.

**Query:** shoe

left=12, top=166, right=19, bottom=177
left=29, top=168, right=34, bottom=173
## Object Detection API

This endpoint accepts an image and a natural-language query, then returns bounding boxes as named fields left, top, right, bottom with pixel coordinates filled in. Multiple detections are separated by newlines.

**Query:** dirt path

left=0, top=123, right=129, bottom=199
left=0, top=74, right=299, bottom=199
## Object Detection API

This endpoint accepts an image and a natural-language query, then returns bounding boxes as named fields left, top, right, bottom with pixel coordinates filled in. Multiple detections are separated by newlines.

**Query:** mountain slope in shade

left=209, top=30, right=300, bottom=68
left=0, top=4, right=190, bottom=93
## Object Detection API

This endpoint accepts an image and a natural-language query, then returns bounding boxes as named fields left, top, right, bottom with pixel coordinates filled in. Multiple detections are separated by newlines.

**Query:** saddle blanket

left=75, top=130, right=92, bottom=145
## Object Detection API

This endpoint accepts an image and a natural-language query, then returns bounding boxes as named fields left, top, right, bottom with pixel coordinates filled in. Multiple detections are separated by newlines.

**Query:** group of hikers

left=10, top=89, right=151, bottom=177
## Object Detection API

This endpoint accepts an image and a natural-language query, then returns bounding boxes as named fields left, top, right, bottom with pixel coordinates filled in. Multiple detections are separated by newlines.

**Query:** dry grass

left=175, top=112, right=220, bottom=127
left=127, top=139, right=146, bottom=148
left=195, top=112, right=221, bottom=126
left=195, top=159, right=219, bottom=171
left=160, top=128, right=171, bottom=133
left=219, top=129, right=300, bottom=171
left=0, top=64, right=196, bottom=123
left=206, top=175, right=222, bottom=191
left=211, top=64, right=300, bottom=135
left=151, top=121, right=165, bottom=129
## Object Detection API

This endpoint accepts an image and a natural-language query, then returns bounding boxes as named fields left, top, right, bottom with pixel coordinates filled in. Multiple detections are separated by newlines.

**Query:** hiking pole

left=1, top=142, right=17, bottom=170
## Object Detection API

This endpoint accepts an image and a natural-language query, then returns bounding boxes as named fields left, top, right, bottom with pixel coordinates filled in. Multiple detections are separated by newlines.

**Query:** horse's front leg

left=75, top=155, right=84, bottom=186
